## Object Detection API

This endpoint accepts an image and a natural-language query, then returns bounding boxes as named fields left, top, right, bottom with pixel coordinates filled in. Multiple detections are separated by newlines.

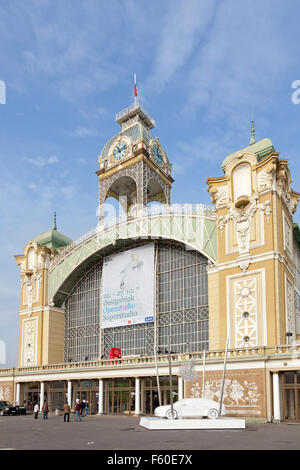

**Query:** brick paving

left=0, top=413, right=300, bottom=450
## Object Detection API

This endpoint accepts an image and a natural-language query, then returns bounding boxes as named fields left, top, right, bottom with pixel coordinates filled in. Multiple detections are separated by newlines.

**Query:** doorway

left=281, top=371, right=300, bottom=421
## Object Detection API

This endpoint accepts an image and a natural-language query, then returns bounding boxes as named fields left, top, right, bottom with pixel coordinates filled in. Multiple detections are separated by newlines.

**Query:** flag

left=134, top=74, right=137, bottom=98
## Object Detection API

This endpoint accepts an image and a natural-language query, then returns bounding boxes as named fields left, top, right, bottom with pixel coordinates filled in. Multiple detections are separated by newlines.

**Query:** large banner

left=101, top=244, right=155, bottom=328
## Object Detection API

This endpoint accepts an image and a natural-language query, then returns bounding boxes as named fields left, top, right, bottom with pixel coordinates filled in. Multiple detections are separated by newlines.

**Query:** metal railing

left=115, top=100, right=155, bottom=127
left=1, top=343, right=300, bottom=377
left=48, top=203, right=216, bottom=272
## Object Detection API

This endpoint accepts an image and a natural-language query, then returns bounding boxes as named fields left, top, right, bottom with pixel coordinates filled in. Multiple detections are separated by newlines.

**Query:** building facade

left=1, top=102, right=300, bottom=422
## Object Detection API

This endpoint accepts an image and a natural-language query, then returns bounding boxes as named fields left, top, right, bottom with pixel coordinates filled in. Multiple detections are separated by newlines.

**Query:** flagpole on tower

left=134, top=74, right=137, bottom=104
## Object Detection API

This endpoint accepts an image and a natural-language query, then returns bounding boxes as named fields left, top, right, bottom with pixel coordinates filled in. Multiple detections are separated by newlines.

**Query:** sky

left=1, top=0, right=300, bottom=366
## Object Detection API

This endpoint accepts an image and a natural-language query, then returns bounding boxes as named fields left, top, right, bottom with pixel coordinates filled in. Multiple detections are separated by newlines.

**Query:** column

left=98, top=379, right=104, bottom=414
left=40, top=382, right=45, bottom=411
left=288, top=390, right=295, bottom=419
left=273, top=372, right=281, bottom=421
left=67, top=381, right=72, bottom=408
left=178, top=377, right=183, bottom=401
left=163, top=389, right=168, bottom=405
left=16, top=383, right=21, bottom=405
left=135, top=378, right=140, bottom=416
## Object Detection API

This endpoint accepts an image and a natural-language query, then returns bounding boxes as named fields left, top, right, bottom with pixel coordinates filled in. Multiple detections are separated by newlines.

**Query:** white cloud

left=23, top=155, right=59, bottom=167
left=148, top=0, right=216, bottom=91
left=66, top=126, right=99, bottom=138
left=183, top=0, right=295, bottom=120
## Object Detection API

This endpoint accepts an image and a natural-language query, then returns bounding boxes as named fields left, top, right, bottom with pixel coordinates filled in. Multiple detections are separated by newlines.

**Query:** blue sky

left=1, top=0, right=300, bottom=366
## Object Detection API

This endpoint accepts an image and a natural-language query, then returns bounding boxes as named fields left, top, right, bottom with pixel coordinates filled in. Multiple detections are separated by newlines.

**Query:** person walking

left=85, top=400, right=89, bottom=416
left=34, top=403, right=39, bottom=419
left=42, top=400, right=49, bottom=419
left=75, top=399, right=81, bottom=422
left=63, top=402, right=71, bottom=422
left=80, top=399, right=85, bottom=416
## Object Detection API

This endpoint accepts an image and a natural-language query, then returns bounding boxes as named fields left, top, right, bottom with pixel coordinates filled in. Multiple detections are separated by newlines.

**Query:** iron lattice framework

left=64, top=241, right=209, bottom=362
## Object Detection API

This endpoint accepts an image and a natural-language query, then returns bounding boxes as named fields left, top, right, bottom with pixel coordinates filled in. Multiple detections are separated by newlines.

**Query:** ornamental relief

left=191, top=378, right=260, bottom=407
left=21, top=272, right=41, bottom=309
left=22, top=319, right=37, bottom=366
left=234, top=278, right=258, bottom=348
left=218, top=199, right=271, bottom=261
left=188, top=372, right=263, bottom=416
left=257, top=165, right=275, bottom=192
left=286, top=277, right=296, bottom=343
left=209, top=185, right=230, bottom=208
left=228, top=199, right=260, bottom=256
left=276, top=162, right=299, bottom=215
left=0, top=385, right=11, bottom=401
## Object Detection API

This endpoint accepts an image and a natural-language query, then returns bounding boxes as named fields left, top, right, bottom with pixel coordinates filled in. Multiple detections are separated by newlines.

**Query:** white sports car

left=154, top=398, right=225, bottom=420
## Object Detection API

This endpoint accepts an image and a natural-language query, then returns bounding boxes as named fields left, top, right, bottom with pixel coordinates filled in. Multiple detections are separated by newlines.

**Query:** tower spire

left=53, top=212, right=57, bottom=231
left=250, top=111, right=256, bottom=145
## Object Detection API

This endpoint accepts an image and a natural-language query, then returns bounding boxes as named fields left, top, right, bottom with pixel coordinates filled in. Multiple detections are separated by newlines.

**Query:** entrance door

left=282, top=371, right=300, bottom=421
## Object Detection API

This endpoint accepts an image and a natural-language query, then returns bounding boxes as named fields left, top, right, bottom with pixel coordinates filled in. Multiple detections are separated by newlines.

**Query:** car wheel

left=207, top=408, right=219, bottom=419
left=166, top=408, right=178, bottom=420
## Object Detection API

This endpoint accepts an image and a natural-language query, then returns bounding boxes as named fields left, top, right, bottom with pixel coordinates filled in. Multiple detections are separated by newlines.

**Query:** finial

left=53, top=212, right=57, bottom=231
left=250, top=111, right=256, bottom=145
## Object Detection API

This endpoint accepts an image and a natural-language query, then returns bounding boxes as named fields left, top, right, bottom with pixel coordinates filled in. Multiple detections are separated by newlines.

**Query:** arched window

left=27, top=247, right=36, bottom=270
left=232, top=163, right=251, bottom=201
left=64, top=241, right=209, bottom=362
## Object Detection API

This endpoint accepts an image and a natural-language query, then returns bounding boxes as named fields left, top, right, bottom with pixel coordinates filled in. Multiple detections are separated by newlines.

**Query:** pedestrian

left=34, top=403, right=39, bottom=419
left=80, top=399, right=85, bottom=416
left=75, top=399, right=81, bottom=422
left=63, top=402, right=71, bottom=422
left=42, top=400, right=49, bottom=419
left=85, top=400, right=89, bottom=416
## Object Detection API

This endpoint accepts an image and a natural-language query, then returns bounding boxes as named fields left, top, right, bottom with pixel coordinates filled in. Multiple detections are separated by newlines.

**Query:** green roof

left=32, top=215, right=72, bottom=251
left=221, top=138, right=275, bottom=172
left=99, top=122, right=152, bottom=161
left=33, top=229, right=72, bottom=251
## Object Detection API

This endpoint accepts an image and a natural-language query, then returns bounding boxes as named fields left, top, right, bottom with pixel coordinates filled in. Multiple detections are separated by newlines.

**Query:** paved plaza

left=0, top=413, right=300, bottom=451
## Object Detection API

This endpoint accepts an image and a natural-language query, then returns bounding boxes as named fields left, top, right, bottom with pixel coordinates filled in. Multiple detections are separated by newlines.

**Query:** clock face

left=113, top=141, right=127, bottom=161
left=153, top=144, right=163, bottom=165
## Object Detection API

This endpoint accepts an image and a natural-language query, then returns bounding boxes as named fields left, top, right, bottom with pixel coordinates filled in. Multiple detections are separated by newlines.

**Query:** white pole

left=40, top=382, right=45, bottom=411
left=168, top=335, right=174, bottom=418
left=202, top=350, right=206, bottom=399
left=273, top=372, right=281, bottom=421
left=98, top=379, right=104, bottom=414
left=154, top=244, right=162, bottom=407
left=135, top=378, right=140, bottom=415
left=16, top=383, right=21, bottom=406
left=178, top=376, right=183, bottom=401
left=67, top=381, right=72, bottom=408
left=218, top=338, right=229, bottom=417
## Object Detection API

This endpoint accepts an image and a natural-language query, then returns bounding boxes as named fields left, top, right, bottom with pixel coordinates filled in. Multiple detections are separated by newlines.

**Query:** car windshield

left=0, top=401, right=12, bottom=406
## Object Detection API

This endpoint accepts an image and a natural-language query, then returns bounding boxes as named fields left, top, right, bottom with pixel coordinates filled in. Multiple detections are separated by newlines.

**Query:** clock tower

left=96, top=99, right=173, bottom=223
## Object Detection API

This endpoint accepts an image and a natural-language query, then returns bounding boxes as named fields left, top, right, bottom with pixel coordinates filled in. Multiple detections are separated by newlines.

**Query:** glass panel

left=157, top=242, right=208, bottom=354
left=296, top=372, right=300, bottom=385
left=284, top=389, right=296, bottom=419
left=284, top=372, right=295, bottom=384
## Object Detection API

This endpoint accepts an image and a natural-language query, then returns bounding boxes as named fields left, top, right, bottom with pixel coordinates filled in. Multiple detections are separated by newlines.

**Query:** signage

left=110, top=348, right=122, bottom=359
left=101, top=244, right=155, bottom=328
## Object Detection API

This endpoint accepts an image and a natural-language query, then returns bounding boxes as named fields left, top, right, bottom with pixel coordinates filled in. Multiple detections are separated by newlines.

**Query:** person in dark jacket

left=42, top=400, right=49, bottom=419
left=75, top=399, right=82, bottom=422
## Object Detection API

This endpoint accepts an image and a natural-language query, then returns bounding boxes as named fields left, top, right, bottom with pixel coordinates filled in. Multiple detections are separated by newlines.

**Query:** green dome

left=221, top=138, right=275, bottom=173
left=32, top=213, right=72, bottom=251
left=98, top=122, right=152, bottom=161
